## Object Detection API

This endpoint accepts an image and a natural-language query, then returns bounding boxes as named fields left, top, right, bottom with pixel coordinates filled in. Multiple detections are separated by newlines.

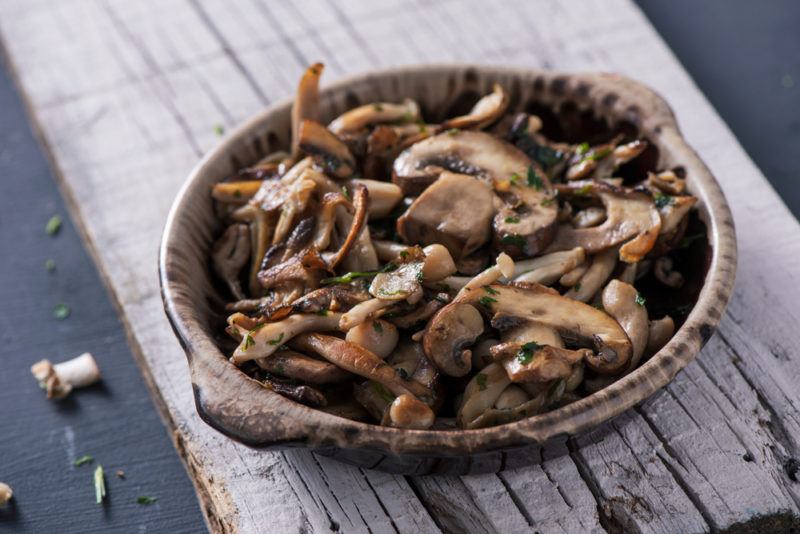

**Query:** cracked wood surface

left=2, top=0, right=799, bottom=532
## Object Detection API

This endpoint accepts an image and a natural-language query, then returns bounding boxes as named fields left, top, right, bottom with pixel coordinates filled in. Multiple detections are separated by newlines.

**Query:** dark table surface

left=1, top=1, right=798, bottom=532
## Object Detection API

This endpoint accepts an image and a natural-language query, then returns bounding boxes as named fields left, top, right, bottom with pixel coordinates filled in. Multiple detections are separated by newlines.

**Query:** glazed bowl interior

left=160, top=65, right=736, bottom=469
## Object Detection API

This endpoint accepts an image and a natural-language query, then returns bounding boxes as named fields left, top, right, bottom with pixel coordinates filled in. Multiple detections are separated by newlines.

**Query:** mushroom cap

left=422, top=302, right=485, bottom=377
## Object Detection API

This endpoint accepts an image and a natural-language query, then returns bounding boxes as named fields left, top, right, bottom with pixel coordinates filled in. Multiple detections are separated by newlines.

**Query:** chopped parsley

left=679, top=233, right=704, bottom=249
left=321, top=270, right=381, bottom=285
left=74, top=455, right=94, bottom=467
left=540, top=197, right=555, bottom=206
left=478, top=295, right=497, bottom=308
left=517, top=341, right=542, bottom=364
left=416, top=268, right=425, bottom=283
left=475, top=373, right=488, bottom=391
left=509, top=172, right=521, bottom=185
left=46, top=215, right=62, bottom=236
left=501, top=234, right=527, bottom=248
left=504, top=216, right=520, bottom=224
left=372, top=321, right=383, bottom=334
left=654, top=193, right=673, bottom=209
left=576, top=142, right=590, bottom=155
left=45, top=259, right=56, bottom=272
left=315, top=309, right=329, bottom=316
left=586, top=146, right=612, bottom=162
left=574, top=184, right=593, bottom=197
left=341, top=185, right=350, bottom=199
left=446, top=128, right=460, bottom=136
left=213, top=124, right=225, bottom=136
left=635, top=293, right=646, bottom=307
left=53, top=303, right=70, bottom=320
left=372, top=103, right=384, bottom=111
left=483, top=286, right=500, bottom=295
left=94, top=465, right=106, bottom=504
left=399, top=250, right=409, bottom=259
left=137, top=496, right=158, bottom=505
left=267, top=332, right=285, bottom=346
left=527, top=166, right=543, bottom=190
left=242, top=334, right=255, bottom=351
left=372, top=382, right=395, bottom=403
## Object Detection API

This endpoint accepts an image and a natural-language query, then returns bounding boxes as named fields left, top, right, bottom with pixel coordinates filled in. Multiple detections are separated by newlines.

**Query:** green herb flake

left=372, top=103, right=384, bottom=112
left=476, top=373, right=488, bottom=391
left=321, top=270, right=382, bottom=285
left=372, top=382, right=395, bottom=403
left=446, top=128, right=460, bottom=136
left=575, top=184, right=593, bottom=197
left=635, top=293, right=646, bottom=307
left=478, top=295, right=497, bottom=309
left=137, top=496, right=158, bottom=505
left=45, top=259, right=56, bottom=272
left=540, top=197, right=554, bottom=206
left=504, top=216, right=520, bottom=224
left=45, top=215, right=63, bottom=236
left=678, top=233, right=704, bottom=249
left=213, top=124, right=225, bottom=136
left=267, top=332, right=285, bottom=346
left=576, top=142, right=590, bottom=155
left=372, top=321, right=383, bottom=334
left=94, top=465, right=106, bottom=504
left=517, top=341, right=541, bottom=364
left=341, top=185, right=350, bottom=199
left=501, top=234, right=527, bottom=248
left=509, top=172, right=521, bottom=185
left=574, top=282, right=582, bottom=292
left=654, top=193, right=673, bottom=209
left=242, top=333, right=255, bottom=351
left=315, top=309, right=329, bottom=316
left=53, top=303, right=70, bottom=320
left=587, top=147, right=612, bottom=161
left=418, top=123, right=428, bottom=134
left=400, top=110, right=413, bottom=122
left=73, top=455, right=94, bottom=467
left=483, top=285, right=500, bottom=295
left=527, top=166, right=543, bottom=190
left=399, top=250, right=409, bottom=259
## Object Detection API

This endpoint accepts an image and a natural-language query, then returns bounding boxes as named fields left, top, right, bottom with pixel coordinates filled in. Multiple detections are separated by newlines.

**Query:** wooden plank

left=2, top=0, right=800, bottom=532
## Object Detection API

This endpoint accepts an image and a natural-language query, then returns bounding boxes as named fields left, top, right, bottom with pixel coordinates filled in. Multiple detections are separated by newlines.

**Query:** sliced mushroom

left=272, top=171, right=316, bottom=244
left=492, top=175, right=559, bottom=258
left=512, top=247, right=585, bottom=285
left=329, top=99, right=420, bottom=134
left=290, top=285, right=370, bottom=314
left=454, top=252, right=515, bottom=300
left=345, top=319, right=399, bottom=358
left=397, top=171, right=495, bottom=259
left=440, top=84, right=508, bottom=130
left=456, top=363, right=511, bottom=427
left=422, top=302, right=485, bottom=377
left=564, top=247, right=618, bottom=303
left=549, top=183, right=661, bottom=263
left=325, top=183, right=369, bottom=270
left=654, top=256, right=684, bottom=288
left=372, top=240, right=410, bottom=262
left=256, top=349, right=351, bottom=384
left=298, top=120, right=356, bottom=178
left=369, top=261, right=424, bottom=303
left=648, top=170, right=686, bottom=195
left=348, top=179, right=402, bottom=218
left=311, top=191, right=350, bottom=250
left=291, top=63, right=323, bottom=160
left=657, top=195, right=697, bottom=239
left=212, top=224, right=250, bottom=300
left=231, top=312, right=342, bottom=364
left=490, top=339, right=589, bottom=383
left=211, top=181, right=263, bottom=204
left=646, top=316, right=675, bottom=356
left=386, top=296, right=447, bottom=330
left=451, top=283, right=633, bottom=375
left=262, top=374, right=327, bottom=407
left=573, top=207, right=606, bottom=228
left=602, top=279, right=649, bottom=372
left=392, top=130, right=537, bottom=195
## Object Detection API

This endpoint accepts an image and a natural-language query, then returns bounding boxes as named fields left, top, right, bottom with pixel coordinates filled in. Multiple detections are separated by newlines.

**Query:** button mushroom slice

left=290, top=333, right=433, bottom=402
left=297, top=119, right=356, bottom=178
left=211, top=180, right=264, bottom=204
left=646, top=315, right=675, bottom=356
left=347, top=179, right=402, bottom=218
left=573, top=206, right=606, bottom=228
left=311, top=191, right=350, bottom=250
left=456, top=362, right=512, bottom=427
left=648, top=170, right=686, bottom=195
left=212, top=224, right=251, bottom=300
left=256, top=349, right=352, bottom=384
left=548, top=184, right=661, bottom=263
left=397, top=171, right=496, bottom=260
left=601, top=279, right=649, bottom=372
left=564, top=247, right=618, bottom=303
left=654, top=256, right=684, bottom=288
left=392, top=130, right=539, bottom=195
left=490, top=340, right=589, bottom=383
left=291, top=63, right=324, bottom=160
left=492, top=176, right=559, bottom=258
left=345, top=319, right=399, bottom=359
left=454, top=283, right=633, bottom=375
left=422, top=302, right=485, bottom=377
left=328, top=98, right=420, bottom=135
left=230, top=312, right=342, bottom=364
left=261, top=373, right=328, bottom=407
left=559, top=262, right=589, bottom=287
left=440, top=84, right=509, bottom=131
left=512, top=247, right=586, bottom=285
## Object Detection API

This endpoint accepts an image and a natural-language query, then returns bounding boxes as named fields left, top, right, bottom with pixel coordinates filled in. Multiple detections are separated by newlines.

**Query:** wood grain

left=2, top=0, right=799, bottom=532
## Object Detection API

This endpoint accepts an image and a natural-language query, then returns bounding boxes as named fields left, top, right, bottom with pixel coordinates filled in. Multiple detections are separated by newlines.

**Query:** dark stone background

left=1, top=1, right=797, bottom=531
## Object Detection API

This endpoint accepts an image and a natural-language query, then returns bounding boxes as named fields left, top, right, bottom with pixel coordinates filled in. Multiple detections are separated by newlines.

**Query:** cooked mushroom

left=345, top=319, right=399, bottom=358
left=383, top=394, right=435, bottom=429
left=471, top=338, right=500, bottom=369
left=212, top=224, right=250, bottom=300
left=559, top=262, right=588, bottom=287
left=386, top=296, right=447, bottom=329
left=231, top=312, right=342, bottom=364
left=494, top=385, right=530, bottom=409
left=348, top=179, right=402, bottom=218
left=0, top=482, right=11, bottom=505
left=656, top=194, right=697, bottom=245
left=339, top=297, right=395, bottom=330
left=454, top=252, right=515, bottom=299
left=397, top=171, right=495, bottom=259
left=291, top=63, right=323, bottom=160
left=440, top=84, right=508, bottom=130
left=422, top=303, right=485, bottom=377
left=325, top=183, right=369, bottom=270
left=648, top=170, right=686, bottom=195
left=564, top=247, right=618, bottom=302
left=573, top=207, right=606, bottom=228
left=31, top=352, right=101, bottom=400
left=512, top=247, right=585, bottom=285
left=329, top=99, right=420, bottom=134
left=421, top=244, right=458, bottom=281
left=654, top=256, right=684, bottom=288
left=363, top=126, right=400, bottom=180
left=549, top=183, right=661, bottom=263
left=262, top=374, right=328, bottom=407
left=311, top=191, right=350, bottom=250
left=456, top=362, right=511, bottom=427
left=373, top=239, right=410, bottom=262
left=290, top=285, right=370, bottom=314
left=646, top=316, right=675, bottom=356
left=298, top=120, right=356, bottom=178
left=602, top=279, right=649, bottom=372
left=211, top=181, right=263, bottom=204
left=256, top=349, right=351, bottom=384
left=492, top=172, right=558, bottom=258
left=369, top=262, right=424, bottom=303
left=490, top=339, right=589, bottom=383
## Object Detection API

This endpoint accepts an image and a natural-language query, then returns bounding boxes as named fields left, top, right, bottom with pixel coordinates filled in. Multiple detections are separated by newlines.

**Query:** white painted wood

left=2, top=0, right=799, bottom=532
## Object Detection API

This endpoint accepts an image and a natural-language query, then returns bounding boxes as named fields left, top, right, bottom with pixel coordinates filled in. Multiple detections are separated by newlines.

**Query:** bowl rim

left=159, top=63, right=737, bottom=457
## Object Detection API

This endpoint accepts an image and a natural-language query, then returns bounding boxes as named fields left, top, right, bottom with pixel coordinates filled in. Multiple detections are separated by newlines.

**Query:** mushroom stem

left=455, top=253, right=514, bottom=300
left=0, top=482, right=11, bottom=505
left=31, top=352, right=101, bottom=399
left=231, top=313, right=342, bottom=364
left=339, top=298, right=395, bottom=330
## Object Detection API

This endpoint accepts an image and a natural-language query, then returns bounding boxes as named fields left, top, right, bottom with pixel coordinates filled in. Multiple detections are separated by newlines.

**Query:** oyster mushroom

left=654, top=256, right=684, bottom=288
left=559, top=262, right=589, bottom=287
left=656, top=194, right=697, bottom=246
left=329, top=99, right=420, bottom=134
left=325, top=183, right=369, bottom=270
left=440, top=84, right=508, bottom=130
left=490, top=339, right=589, bottom=383
left=290, top=285, right=370, bottom=314
left=648, top=170, right=686, bottom=195
left=297, top=120, right=356, bottom=178
left=549, top=183, right=661, bottom=263
left=212, top=224, right=251, bottom=300
left=311, top=191, right=350, bottom=250
left=454, top=252, right=515, bottom=299
left=345, top=319, right=399, bottom=358
left=564, top=247, right=618, bottom=303
left=363, top=126, right=400, bottom=180
left=601, top=279, right=649, bottom=372
left=348, top=178, right=402, bottom=218
left=397, top=171, right=495, bottom=260
left=291, top=63, right=324, bottom=160
left=231, top=312, right=342, bottom=364
left=387, top=294, right=448, bottom=330
left=256, top=349, right=351, bottom=384
left=369, top=261, right=425, bottom=304
left=339, top=298, right=396, bottom=331
left=646, top=316, right=675, bottom=356
left=494, top=385, right=530, bottom=409
left=31, top=352, right=101, bottom=399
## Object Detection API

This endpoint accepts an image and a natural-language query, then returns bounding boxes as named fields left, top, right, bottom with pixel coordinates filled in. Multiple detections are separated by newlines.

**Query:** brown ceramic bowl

left=159, top=65, right=736, bottom=475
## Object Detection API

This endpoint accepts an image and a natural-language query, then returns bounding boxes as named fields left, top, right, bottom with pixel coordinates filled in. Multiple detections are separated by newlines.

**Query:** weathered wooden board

left=2, top=0, right=799, bottom=532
